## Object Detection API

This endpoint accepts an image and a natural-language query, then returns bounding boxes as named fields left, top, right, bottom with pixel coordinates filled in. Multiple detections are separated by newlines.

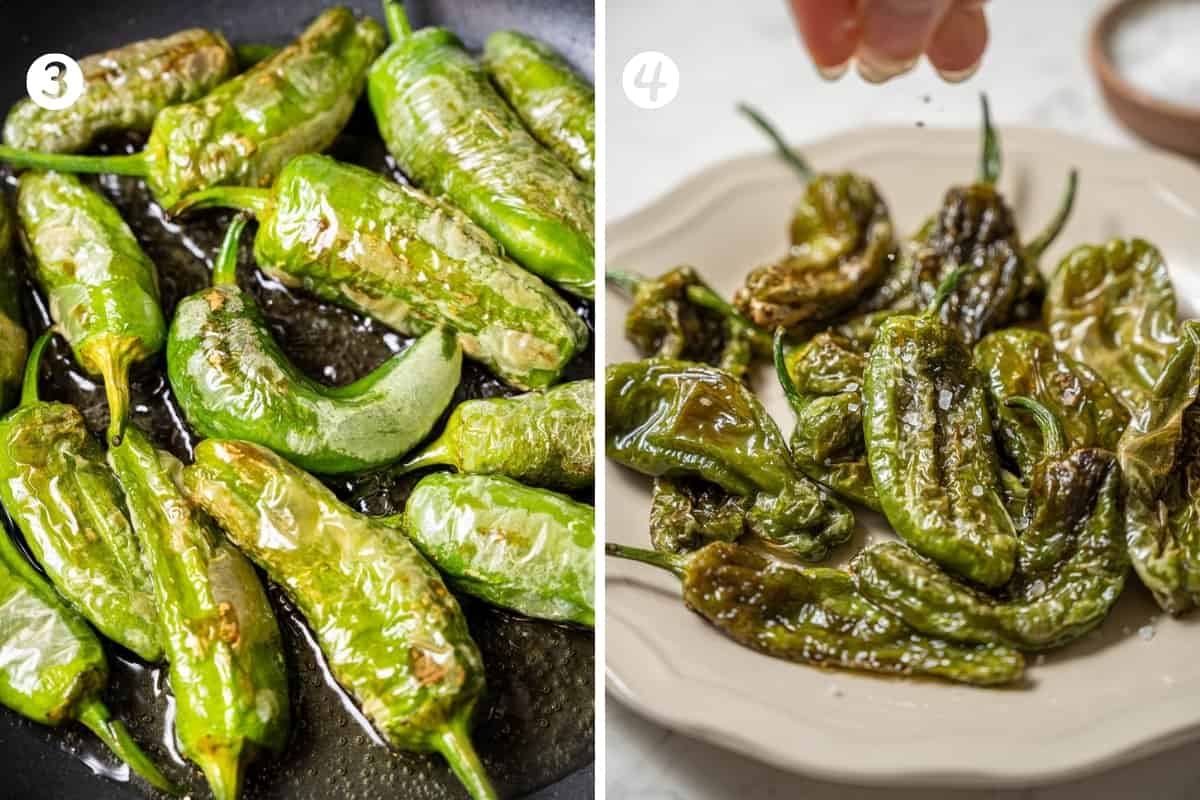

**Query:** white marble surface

left=604, top=0, right=1199, bottom=797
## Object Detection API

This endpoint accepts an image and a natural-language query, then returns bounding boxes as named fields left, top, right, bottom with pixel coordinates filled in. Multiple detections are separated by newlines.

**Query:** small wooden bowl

left=1091, top=0, right=1200, bottom=157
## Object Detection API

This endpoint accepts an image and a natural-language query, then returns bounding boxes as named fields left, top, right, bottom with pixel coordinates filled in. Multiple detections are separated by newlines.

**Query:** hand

left=789, top=0, right=989, bottom=83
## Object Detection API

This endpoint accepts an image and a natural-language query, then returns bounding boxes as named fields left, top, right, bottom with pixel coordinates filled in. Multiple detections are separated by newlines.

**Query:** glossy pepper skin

left=0, top=203, right=27, bottom=413
left=0, top=332, right=160, bottom=660
left=647, top=477, right=747, bottom=555
left=0, top=8, right=384, bottom=210
left=3, top=29, right=235, bottom=153
left=608, top=267, right=770, bottom=381
left=401, top=472, right=595, bottom=627
left=1045, top=238, right=1179, bottom=415
left=183, top=439, right=497, bottom=800
left=607, top=541, right=1024, bottom=686
left=108, top=429, right=289, bottom=800
left=172, top=154, right=586, bottom=391
left=395, top=379, right=594, bottom=490
left=482, top=30, right=595, bottom=183
left=168, top=215, right=462, bottom=474
left=17, top=170, right=164, bottom=446
left=1118, top=321, right=1200, bottom=614
left=606, top=359, right=854, bottom=560
left=368, top=3, right=594, bottom=299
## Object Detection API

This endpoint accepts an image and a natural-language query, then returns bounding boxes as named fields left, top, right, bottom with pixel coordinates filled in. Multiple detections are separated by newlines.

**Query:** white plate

left=604, top=126, right=1200, bottom=788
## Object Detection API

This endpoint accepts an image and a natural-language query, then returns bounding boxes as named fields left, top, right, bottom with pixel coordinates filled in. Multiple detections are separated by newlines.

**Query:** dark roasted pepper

left=369, top=3, right=594, bottom=299
left=395, top=379, right=593, bottom=490
left=172, top=154, right=586, bottom=390
left=17, top=170, right=164, bottom=445
left=168, top=215, right=462, bottom=474
left=109, top=429, right=289, bottom=800
left=483, top=30, right=595, bottom=183
left=183, top=439, right=497, bottom=800
left=607, top=541, right=1024, bottom=685
left=606, top=359, right=854, bottom=560
left=0, top=8, right=383, bottom=209
left=0, top=202, right=27, bottom=413
left=4, top=29, right=235, bottom=153
left=854, top=397, right=1127, bottom=650
left=647, top=477, right=748, bottom=555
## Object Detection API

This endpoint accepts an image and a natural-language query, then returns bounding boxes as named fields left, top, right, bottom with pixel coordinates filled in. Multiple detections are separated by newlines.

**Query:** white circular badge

left=622, top=51, right=679, bottom=110
left=26, top=53, right=85, bottom=111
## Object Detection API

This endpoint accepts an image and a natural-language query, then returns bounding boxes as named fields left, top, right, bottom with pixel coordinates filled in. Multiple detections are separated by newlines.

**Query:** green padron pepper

left=395, top=379, right=594, bottom=490
left=17, top=170, right=164, bottom=445
left=608, top=267, right=770, bottom=381
left=975, top=328, right=1129, bottom=479
left=1118, top=321, right=1200, bottom=614
left=0, top=8, right=383, bottom=209
left=109, top=429, right=289, bottom=800
left=0, top=332, right=159, bottom=660
left=168, top=215, right=462, bottom=474
left=369, top=3, right=594, bottom=299
left=172, top=154, right=586, bottom=390
left=607, top=541, right=1024, bottom=686
left=1045, top=238, right=1180, bottom=415
left=401, top=472, right=595, bottom=627
left=854, top=397, right=1127, bottom=650
left=483, top=30, right=595, bottom=183
left=183, top=439, right=496, bottom=800
left=4, top=29, right=235, bottom=153
left=0, top=202, right=27, bottom=414
left=647, top=477, right=747, bottom=555
left=606, top=359, right=854, bottom=560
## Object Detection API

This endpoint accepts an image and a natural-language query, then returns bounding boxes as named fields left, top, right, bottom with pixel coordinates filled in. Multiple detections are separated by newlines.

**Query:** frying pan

left=0, top=1, right=594, bottom=798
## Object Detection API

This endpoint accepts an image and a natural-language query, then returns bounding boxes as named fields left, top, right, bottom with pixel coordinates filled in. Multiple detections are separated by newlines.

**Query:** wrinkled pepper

left=0, top=202, right=27, bottom=413
left=4, top=29, right=235, bottom=153
left=168, top=215, right=462, bottom=474
left=108, top=429, right=289, bottom=800
left=606, top=359, right=853, bottom=560
left=607, top=541, right=1024, bottom=686
left=647, top=477, right=747, bottom=555
left=395, top=379, right=593, bottom=490
left=172, top=154, right=586, bottom=390
left=483, top=30, right=595, bottom=183
left=183, top=439, right=497, bottom=800
left=368, top=2, right=594, bottom=299
left=0, top=8, right=383, bottom=209
left=16, top=170, right=164, bottom=445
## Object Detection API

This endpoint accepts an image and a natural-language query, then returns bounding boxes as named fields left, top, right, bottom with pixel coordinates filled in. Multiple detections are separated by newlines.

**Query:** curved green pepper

left=16, top=170, right=163, bottom=445
left=108, top=429, right=289, bottom=800
left=0, top=332, right=160, bottom=660
left=368, top=3, right=594, bottom=299
left=608, top=541, right=1024, bottom=686
left=0, top=8, right=383, bottom=209
left=401, top=472, right=595, bottom=626
left=648, top=477, right=747, bottom=555
left=183, top=439, right=496, bottom=800
left=606, top=359, right=854, bottom=560
left=1118, top=321, right=1200, bottom=614
left=4, top=29, right=235, bottom=153
left=168, top=215, right=462, bottom=474
left=0, top=203, right=27, bottom=414
left=395, top=379, right=593, bottom=490
left=172, top=154, right=586, bottom=390
left=483, top=30, right=595, bottom=183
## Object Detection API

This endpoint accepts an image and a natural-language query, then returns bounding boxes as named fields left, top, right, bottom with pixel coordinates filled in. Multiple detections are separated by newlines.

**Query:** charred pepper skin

left=482, top=30, right=595, bottom=183
left=369, top=3, right=594, bottom=299
left=607, top=541, right=1024, bottom=686
left=183, top=439, right=497, bottom=800
left=171, top=154, right=587, bottom=391
left=3, top=29, right=235, bottom=154
left=394, top=379, right=594, bottom=490
left=167, top=215, right=462, bottom=475
left=0, top=203, right=27, bottom=414
left=606, top=359, right=854, bottom=561
left=16, top=170, right=164, bottom=446
left=108, top=429, right=289, bottom=800
left=648, top=477, right=748, bottom=555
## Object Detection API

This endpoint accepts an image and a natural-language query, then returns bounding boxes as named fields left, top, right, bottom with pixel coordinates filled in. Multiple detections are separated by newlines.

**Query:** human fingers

left=927, top=0, right=989, bottom=82
left=856, top=0, right=953, bottom=83
left=788, top=0, right=860, bottom=79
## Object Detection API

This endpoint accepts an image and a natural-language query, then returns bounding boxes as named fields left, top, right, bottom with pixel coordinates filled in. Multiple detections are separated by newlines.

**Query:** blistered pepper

left=647, top=477, right=747, bottom=555
left=0, top=203, right=27, bottom=413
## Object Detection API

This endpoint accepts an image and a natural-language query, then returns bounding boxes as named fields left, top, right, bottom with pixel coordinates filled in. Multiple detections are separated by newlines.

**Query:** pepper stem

left=91, top=338, right=140, bottom=447
left=77, top=697, right=180, bottom=795
left=384, top=2, right=414, bottom=41
left=433, top=721, right=497, bottom=800
left=169, top=186, right=272, bottom=219
left=0, top=145, right=147, bottom=178
left=196, top=748, right=244, bottom=800
left=1025, top=168, right=1079, bottom=260
left=926, top=265, right=971, bottom=317
left=605, top=269, right=643, bottom=296
left=19, top=329, right=55, bottom=406
left=390, top=438, right=454, bottom=476
left=773, top=328, right=804, bottom=412
left=737, top=103, right=814, bottom=182
left=1004, top=396, right=1066, bottom=457
left=979, top=93, right=1001, bottom=186
left=605, top=542, right=686, bottom=577
left=212, top=213, right=251, bottom=286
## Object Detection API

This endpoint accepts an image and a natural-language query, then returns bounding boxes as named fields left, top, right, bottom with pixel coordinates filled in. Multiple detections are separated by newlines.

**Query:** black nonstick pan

left=0, top=1, right=595, bottom=798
